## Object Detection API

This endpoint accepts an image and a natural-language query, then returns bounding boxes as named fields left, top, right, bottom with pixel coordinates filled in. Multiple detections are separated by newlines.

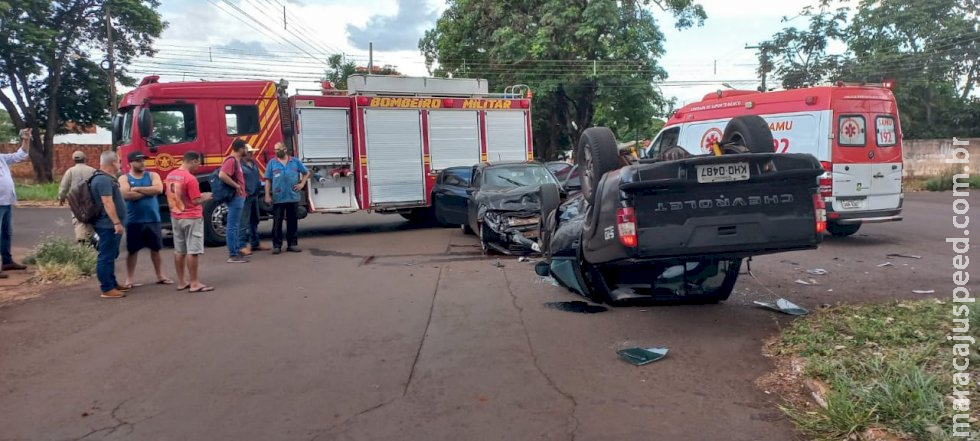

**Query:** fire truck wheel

left=576, top=127, right=620, bottom=205
left=827, top=222, right=861, bottom=237
left=203, top=199, right=228, bottom=247
left=721, top=115, right=775, bottom=153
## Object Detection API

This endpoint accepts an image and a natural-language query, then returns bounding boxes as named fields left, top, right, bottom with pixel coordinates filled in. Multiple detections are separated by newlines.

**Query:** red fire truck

left=112, top=75, right=533, bottom=245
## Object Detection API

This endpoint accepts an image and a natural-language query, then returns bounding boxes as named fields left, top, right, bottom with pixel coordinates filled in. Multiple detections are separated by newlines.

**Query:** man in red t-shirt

left=165, top=151, right=214, bottom=292
left=219, top=139, right=249, bottom=263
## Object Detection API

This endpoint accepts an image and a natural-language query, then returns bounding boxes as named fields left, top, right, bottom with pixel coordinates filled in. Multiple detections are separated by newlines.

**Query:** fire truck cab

left=113, top=74, right=533, bottom=246
left=645, top=84, right=904, bottom=236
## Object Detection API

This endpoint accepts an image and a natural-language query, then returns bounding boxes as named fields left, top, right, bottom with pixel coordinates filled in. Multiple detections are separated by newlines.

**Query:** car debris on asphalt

left=616, top=347, right=669, bottom=366
left=794, top=279, right=817, bottom=286
left=493, top=259, right=504, bottom=268
left=886, top=253, right=922, bottom=259
left=543, top=301, right=608, bottom=314
left=912, top=289, right=935, bottom=294
left=806, top=268, right=828, bottom=275
left=753, top=298, right=809, bottom=316
left=877, top=262, right=894, bottom=268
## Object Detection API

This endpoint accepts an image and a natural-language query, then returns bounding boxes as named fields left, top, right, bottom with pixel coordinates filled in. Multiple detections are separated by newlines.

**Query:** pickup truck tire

left=722, top=115, right=775, bottom=153
left=202, top=199, right=228, bottom=247
left=577, top=127, right=620, bottom=205
left=827, top=222, right=861, bottom=237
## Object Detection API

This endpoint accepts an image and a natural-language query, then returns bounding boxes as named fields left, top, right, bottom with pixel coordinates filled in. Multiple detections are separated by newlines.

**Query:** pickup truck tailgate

left=622, top=153, right=823, bottom=260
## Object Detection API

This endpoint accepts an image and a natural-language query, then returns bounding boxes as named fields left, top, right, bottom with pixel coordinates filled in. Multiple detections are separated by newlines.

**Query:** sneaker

left=227, top=256, right=249, bottom=263
left=286, top=246, right=302, bottom=253
left=100, top=289, right=126, bottom=299
left=272, top=248, right=281, bottom=255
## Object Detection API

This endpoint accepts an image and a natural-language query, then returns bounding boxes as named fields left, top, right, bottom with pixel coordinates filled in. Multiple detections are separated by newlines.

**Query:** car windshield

left=484, top=165, right=558, bottom=188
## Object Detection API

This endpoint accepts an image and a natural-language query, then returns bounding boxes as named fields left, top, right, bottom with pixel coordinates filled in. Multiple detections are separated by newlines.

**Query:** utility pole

left=368, top=42, right=373, bottom=74
left=745, top=44, right=767, bottom=92
left=105, top=1, right=117, bottom=120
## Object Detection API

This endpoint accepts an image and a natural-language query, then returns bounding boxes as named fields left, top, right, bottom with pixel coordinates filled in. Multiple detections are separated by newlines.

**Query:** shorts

left=125, top=222, right=163, bottom=253
left=173, top=218, right=204, bottom=255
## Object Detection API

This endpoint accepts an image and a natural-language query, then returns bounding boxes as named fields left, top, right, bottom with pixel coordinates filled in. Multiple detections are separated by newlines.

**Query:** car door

left=433, top=166, right=472, bottom=225
left=467, top=166, right=483, bottom=232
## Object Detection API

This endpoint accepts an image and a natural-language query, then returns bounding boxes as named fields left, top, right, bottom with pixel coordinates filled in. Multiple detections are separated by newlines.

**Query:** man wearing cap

left=58, top=150, right=97, bottom=245
left=220, top=139, right=249, bottom=263
left=0, top=128, right=32, bottom=279
left=118, top=151, right=172, bottom=288
left=264, top=141, right=309, bottom=254
left=238, top=144, right=265, bottom=256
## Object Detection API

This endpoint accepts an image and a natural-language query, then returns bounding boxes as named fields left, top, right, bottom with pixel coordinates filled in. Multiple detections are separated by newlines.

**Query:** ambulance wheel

left=827, top=222, right=861, bottom=237
left=577, top=127, right=620, bottom=205
left=722, top=115, right=775, bottom=154
left=203, top=199, right=228, bottom=247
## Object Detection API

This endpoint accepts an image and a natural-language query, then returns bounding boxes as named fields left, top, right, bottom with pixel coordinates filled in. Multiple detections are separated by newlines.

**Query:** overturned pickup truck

left=535, top=116, right=826, bottom=305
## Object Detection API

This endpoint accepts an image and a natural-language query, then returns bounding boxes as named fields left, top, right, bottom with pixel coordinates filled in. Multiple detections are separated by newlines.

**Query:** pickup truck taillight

left=813, top=194, right=827, bottom=234
left=616, top=207, right=638, bottom=248
left=818, top=161, right=833, bottom=199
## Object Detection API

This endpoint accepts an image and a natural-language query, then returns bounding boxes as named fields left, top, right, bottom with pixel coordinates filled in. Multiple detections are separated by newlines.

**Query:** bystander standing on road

left=119, top=152, right=172, bottom=288
left=220, top=140, right=249, bottom=263
left=239, top=145, right=265, bottom=256
left=91, top=151, right=128, bottom=299
left=264, top=142, right=309, bottom=254
left=165, top=152, right=214, bottom=292
left=0, top=128, right=33, bottom=279
left=58, top=150, right=96, bottom=245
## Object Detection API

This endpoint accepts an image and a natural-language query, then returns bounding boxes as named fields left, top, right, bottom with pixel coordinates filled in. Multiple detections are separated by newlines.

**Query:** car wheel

left=722, top=115, right=775, bottom=154
left=479, top=222, right=494, bottom=255
left=827, top=222, right=861, bottom=237
left=202, top=199, right=227, bottom=247
left=576, top=127, right=620, bottom=205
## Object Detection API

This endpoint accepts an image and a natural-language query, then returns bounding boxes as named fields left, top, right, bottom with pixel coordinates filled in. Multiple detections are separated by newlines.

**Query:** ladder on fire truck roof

left=338, top=75, right=531, bottom=99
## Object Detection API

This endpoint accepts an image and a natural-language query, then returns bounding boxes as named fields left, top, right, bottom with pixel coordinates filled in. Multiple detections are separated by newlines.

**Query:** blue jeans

left=95, top=226, right=121, bottom=292
left=226, top=196, right=245, bottom=257
left=0, top=205, right=11, bottom=265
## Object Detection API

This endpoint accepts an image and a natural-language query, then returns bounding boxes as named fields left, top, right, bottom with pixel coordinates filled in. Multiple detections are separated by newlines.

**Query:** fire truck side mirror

left=110, top=114, right=123, bottom=146
left=137, top=107, right=153, bottom=139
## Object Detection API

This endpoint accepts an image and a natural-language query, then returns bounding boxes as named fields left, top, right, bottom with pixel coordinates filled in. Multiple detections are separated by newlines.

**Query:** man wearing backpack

left=58, top=150, right=96, bottom=245
left=0, top=128, right=32, bottom=279
left=91, top=151, right=128, bottom=299
left=219, top=139, right=249, bottom=263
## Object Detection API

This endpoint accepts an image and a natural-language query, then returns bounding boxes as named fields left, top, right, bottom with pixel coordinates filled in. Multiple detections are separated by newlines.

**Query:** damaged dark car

left=536, top=116, right=827, bottom=305
left=433, top=162, right=562, bottom=255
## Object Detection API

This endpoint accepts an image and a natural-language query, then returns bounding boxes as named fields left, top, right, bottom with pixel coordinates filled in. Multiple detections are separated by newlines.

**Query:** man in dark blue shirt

left=239, top=145, right=264, bottom=256
left=264, top=142, right=309, bottom=254
left=91, top=151, right=128, bottom=299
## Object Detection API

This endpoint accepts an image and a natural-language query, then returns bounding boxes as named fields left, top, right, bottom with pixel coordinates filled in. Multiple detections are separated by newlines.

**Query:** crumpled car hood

left=476, top=185, right=543, bottom=215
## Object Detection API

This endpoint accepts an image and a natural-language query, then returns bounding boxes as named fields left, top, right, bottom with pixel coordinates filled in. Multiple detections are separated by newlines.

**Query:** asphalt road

left=0, top=191, right=973, bottom=441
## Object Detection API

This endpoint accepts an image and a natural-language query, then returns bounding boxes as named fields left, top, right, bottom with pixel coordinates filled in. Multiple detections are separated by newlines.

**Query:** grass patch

left=24, top=236, right=96, bottom=284
left=773, top=300, right=979, bottom=441
left=15, top=181, right=60, bottom=201
left=922, top=168, right=980, bottom=192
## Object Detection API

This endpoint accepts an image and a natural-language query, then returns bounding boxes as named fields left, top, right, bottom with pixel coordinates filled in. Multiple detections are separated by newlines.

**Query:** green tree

left=0, top=110, right=16, bottom=142
left=420, top=0, right=705, bottom=160
left=757, top=0, right=980, bottom=138
left=0, top=0, right=165, bottom=182
left=759, top=5, right=848, bottom=90
left=324, top=55, right=403, bottom=90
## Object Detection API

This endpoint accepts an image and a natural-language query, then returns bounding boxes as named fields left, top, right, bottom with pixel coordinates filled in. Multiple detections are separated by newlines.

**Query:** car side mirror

left=137, top=108, right=152, bottom=138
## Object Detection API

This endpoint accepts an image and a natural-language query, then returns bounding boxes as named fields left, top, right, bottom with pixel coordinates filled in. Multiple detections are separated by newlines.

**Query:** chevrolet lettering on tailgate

left=654, top=194, right=795, bottom=212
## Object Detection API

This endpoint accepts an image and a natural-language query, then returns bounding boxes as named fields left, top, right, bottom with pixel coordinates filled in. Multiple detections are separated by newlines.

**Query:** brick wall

left=0, top=143, right=110, bottom=181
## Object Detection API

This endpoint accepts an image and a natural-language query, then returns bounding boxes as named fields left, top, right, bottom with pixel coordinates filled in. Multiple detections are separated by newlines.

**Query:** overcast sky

left=127, top=0, right=824, bottom=107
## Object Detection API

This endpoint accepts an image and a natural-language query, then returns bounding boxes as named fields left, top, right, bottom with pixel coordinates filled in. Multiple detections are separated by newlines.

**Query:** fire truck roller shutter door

left=297, top=108, right=352, bottom=160
left=485, top=111, right=529, bottom=162
left=428, top=110, right=481, bottom=170
left=364, top=109, right=426, bottom=204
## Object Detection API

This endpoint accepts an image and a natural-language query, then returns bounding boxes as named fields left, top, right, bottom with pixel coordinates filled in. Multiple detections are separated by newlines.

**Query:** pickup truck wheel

left=577, top=127, right=620, bottom=205
left=827, top=222, right=861, bottom=237
left=722, top=115, right=775, bottom=153
left=202, top=199, right=228, bottom=247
